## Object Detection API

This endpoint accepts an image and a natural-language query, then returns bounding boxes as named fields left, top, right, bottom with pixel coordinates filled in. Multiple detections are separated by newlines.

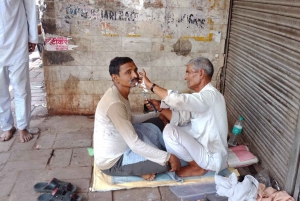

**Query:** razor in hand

left=142, top=91, right=158, bottom=113
left=140, top=79, right=158, bottom=113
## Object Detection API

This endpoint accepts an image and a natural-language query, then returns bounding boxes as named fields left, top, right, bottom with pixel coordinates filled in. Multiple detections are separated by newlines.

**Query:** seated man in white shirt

left=140, top=57, right=228, bottom=177
left=93, top=57, right=181, bottom=180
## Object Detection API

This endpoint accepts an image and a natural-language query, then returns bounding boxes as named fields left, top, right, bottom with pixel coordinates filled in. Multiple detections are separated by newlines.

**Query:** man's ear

left=199, top=69, right=204, bottom=77
left=112, top=74, right=118, bottom=81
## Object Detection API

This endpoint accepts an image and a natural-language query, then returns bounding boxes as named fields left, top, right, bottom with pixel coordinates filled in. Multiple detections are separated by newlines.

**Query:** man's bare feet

left=0, top=127, right=16, bottom=142
left=19, top=129, right=33, bottom=143
left=141, top=173, right=156, bottom=181
left=175, top=161, right=207, bottom=177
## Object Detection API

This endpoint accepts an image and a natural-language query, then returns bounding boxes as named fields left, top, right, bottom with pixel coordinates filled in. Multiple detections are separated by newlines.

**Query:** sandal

left=34, top=178, right=76, bottom=193
left=37, top=188, right=82, bottom=201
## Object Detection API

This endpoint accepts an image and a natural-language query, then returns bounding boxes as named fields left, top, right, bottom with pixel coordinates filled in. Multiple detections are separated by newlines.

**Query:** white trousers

left=163, top=123, right=212, bottom=170
left=0, top=62, right=31, bottom=131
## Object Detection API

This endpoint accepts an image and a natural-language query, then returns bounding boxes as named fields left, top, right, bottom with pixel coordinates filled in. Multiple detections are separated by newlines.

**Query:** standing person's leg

left=163, top=124, right=208, bottom=177
left=9, top=62, right=33, bottom=142
left=0, top=66, right=16, bottom=141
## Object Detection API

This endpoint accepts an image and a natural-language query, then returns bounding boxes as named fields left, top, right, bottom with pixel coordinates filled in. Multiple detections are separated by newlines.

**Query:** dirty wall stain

left=42, top=19, right=56, bottom=34
left=63, top=75, right=80, bottom=113
left=44, top=52, right=74, bottom=65
left=173, top=39, right=192, bottom=56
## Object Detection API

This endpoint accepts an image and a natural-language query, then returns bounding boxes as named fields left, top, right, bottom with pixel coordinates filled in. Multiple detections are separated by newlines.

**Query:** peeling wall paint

left=42, top=0, right=230, bottom=115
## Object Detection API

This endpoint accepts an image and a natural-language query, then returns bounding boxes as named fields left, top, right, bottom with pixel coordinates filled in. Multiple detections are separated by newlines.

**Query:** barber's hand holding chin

left=139, top=69, right=153, bottom=90
left=168, top=154, right=181, bottom=172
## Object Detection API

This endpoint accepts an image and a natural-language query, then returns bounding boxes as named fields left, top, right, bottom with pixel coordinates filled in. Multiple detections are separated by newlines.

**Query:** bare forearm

left=147, top=83, right=168, bottom=99
left=160, top=109, right=172, bottom=121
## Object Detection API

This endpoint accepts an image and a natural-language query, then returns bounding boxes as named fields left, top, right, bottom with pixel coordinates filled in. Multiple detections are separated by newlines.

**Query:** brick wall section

left=42, top=0, right=230, bottom=115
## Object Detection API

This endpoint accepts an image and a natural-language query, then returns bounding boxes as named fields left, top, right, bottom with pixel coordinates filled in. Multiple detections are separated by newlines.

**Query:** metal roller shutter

left=223, top=0, right=300, bottom=195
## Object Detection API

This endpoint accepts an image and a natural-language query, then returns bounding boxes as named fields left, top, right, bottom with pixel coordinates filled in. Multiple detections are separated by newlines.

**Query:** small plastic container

left=169, top=183, right=216, bottom=201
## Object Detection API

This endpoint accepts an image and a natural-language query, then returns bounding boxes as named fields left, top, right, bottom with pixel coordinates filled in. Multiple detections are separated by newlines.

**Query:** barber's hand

left=145, top=99, right=161, bottom=111
left=168, top=154, right=181, bottom=172
left=139, top=69, right=152, bottom=90
left=28, top=42, right=36, bottom=52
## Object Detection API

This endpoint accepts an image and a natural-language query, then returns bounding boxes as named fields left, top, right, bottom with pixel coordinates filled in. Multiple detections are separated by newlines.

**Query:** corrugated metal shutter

left=223, top=0, right=300, bottom=194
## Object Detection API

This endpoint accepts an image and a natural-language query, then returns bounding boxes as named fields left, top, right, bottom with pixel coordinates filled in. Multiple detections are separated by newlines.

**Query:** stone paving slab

left=35, top=134, right=56, bottom=149
left=114, top=187, right=161, bottom=201
left=46, top=166, right=92, bottom=180
left=159, top=186, right=181, bottom=201
left=0, top=196, right=9, bottom=201
left=10, top=134, right=39, bottom=151
left=10, top=169, right=46, bottom=201
left=71, top=148, right=93, bottom=167
left=0, top=138, right=15, bottom=152
left=0, top=152, right=11, bottom=171
left=53, top=131, right=92, bottom=149
left=53, top=137, right=92, bottom=149
left=0, top=171, right=21, bottom=197
left=88, top=192, right=113, bottom=201
left=49, top=149, right=72, bottom=168
left=9, top=193, right=39, bottom=201
left=2, top=157, right=48, bottom=172
left=8, top=149, right=52, bottom=162
left=41, top=116, right=94, bottom=134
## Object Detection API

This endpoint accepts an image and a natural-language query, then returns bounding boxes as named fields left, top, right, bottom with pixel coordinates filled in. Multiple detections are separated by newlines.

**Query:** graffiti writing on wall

left=65, top=4, right=206, bottom=28
left=66, top=4, right=138, bottom=21
left=166, top=13, right=206, bottom=28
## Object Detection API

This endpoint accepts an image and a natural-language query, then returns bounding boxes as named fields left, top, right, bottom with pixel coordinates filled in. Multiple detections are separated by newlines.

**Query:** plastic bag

left=255, top=169, right=271, bottom=187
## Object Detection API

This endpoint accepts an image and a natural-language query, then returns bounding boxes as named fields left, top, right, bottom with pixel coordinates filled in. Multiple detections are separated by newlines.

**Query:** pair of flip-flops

left=33, top=178, right=82, bottom=201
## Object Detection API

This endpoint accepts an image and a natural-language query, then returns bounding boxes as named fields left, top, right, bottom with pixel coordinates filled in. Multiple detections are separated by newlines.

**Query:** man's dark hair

left=187, top=57, right=214, bottom=78
left=109, top=57, right=133, bottom=75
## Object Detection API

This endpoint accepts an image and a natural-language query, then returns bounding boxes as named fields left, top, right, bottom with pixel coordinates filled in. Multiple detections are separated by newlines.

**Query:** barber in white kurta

left=140, top=57, right=228, bottom=176
left=161, top=84, right=228, bottom=173
left=0, top=1, right=38, bottom=134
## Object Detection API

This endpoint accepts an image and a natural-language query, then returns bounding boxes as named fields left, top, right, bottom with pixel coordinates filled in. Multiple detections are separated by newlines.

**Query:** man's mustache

left=130, top=78, right=139, bottom=83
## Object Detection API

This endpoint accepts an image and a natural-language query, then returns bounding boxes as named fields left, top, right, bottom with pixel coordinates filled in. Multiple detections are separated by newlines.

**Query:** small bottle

left=228, top=116, right=244, bottom=147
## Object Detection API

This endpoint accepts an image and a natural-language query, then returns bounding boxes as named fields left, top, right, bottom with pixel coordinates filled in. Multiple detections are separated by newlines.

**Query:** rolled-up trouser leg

left=9, top=62, right=31, bottom=130
left=0, top=66, right=14, bottom=131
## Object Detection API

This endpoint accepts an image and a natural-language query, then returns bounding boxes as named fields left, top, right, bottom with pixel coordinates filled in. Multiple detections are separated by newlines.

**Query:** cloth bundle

left=215, top=173, right=259, bottom=201
left=257, top=183, right=295, bottom=201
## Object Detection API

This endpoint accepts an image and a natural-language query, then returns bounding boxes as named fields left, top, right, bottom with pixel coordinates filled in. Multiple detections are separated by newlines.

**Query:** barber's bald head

left=186, top=57, right=214, bottom=79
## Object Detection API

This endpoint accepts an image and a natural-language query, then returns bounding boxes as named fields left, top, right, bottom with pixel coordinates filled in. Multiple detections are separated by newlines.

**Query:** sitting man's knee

left=163, top=124, right=179, bottom=141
